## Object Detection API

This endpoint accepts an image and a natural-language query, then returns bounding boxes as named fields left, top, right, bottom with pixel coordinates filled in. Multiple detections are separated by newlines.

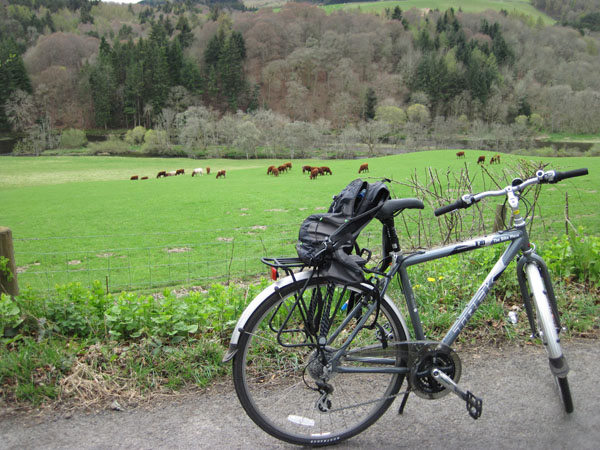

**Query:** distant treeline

left=1, top=2, right=600, bottom=137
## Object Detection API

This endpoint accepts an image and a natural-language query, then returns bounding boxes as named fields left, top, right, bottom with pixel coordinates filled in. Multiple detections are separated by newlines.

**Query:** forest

left=1, top=0, right=600, bottom=156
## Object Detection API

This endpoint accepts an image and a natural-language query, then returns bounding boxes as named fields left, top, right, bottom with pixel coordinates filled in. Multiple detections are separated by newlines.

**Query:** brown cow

left=206, top=167, right=211, bottom=175
left=320, top=166, right=332, bottom=175
left=310, top=168, right=319, bottom=179
left=456, top=151, right=465, bottom=158
left=278, top=165, right=288, bottom=173
left=358, top=163, right=369, bottom=174
left=130, top=175, right=139, bottom=180
left=216, top=170, right=226, bottom=179
left=477, top=156, right=485, bottom=164
left=267, top=165, right=276, bottom=175
left=284, top=162, right=292, bottom=170
left=302, top=165, right=313, bottom=174
left=156, top=170, right=167, bottom=178
left=141, top=176, right=148, bottom=180
left=176, top=168, right=185, bottom=175
left=272, top=167, right=279, bottom=177
left=490, top=154, right=501, bottom=165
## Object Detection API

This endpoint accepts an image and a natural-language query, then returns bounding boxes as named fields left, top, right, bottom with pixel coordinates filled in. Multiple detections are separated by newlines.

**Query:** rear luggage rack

left=261, top=257, right=308, bottom=279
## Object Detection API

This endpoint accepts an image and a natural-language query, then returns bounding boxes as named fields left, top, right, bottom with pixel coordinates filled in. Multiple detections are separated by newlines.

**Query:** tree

left=407, top=103, right=431, bottom=125
left=357, top=120, right=390, bottom=156
left=375, top=105, right=406, bottom=133
left=234, top=120, right=261, bottom=159
left=4, top=89, right=35, bottom=131
left=0, top=39, right=32, bottom=130
left=363, top=87, right=377, bottom=120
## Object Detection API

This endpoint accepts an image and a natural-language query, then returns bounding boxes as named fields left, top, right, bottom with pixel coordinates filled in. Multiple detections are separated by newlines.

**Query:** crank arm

left=431, top=368, right=483, bottom=419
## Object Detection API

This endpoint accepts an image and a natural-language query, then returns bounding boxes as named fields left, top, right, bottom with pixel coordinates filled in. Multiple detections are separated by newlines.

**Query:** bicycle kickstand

left=431, top=368, right=483, bottom=419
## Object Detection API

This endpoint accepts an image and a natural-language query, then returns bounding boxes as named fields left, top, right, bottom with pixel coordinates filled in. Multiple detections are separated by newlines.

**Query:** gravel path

left=1, top=339, right=598, bottom=449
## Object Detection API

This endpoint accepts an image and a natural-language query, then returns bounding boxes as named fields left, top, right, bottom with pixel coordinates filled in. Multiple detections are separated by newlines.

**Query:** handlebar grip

left=434, top=198, right=467, bottom=217
left=551, top=168, right=588, bottom=183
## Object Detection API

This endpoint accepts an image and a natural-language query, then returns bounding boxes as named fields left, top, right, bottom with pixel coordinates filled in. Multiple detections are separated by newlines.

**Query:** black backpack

left=296, top=179, right=390, bottom=283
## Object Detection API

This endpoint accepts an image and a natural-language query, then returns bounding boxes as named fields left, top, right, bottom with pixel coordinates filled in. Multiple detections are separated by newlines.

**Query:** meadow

left=319, top=0, right=553, bottom=23
left=0, top=150, right=597, bottom=294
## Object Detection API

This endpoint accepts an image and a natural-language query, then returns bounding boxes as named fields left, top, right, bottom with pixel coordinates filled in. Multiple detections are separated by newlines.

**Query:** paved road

left=1, top=339, right=598, bottom=449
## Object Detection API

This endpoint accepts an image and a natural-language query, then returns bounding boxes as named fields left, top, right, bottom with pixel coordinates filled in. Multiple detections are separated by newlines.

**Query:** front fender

left=221, top=271, right=408, bottom=363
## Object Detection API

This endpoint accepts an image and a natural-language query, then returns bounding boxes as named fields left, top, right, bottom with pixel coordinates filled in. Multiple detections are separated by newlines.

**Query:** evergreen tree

left=364, top=88, right=377, bottom=120
left=0, top=39, right=32, bottom=131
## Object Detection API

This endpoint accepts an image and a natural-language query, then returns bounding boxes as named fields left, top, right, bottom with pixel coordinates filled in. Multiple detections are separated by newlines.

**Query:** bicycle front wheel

left=232, top=275, right=408, bottom=446
left=525, top=263, right=574, bottom=413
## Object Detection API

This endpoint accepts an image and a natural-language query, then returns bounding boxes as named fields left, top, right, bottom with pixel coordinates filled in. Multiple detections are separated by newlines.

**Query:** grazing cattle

left=206, top=167, right=211, bottom=175
left=477, top=156, right=485, bottom=165
left=310, top=168, right=319, bottom=180
left=141, top=176, right=148, bottom=180
left=267, top=165, right=276, bottom=175
left=490, top=154, right=501, bottom=165
left=130, top=175, right=138, bottom=180
left=176, top=168, right=185, bottom=175
left=302, top=165, right=313, bottom=174
left=272, top=167, right=279, bottom=177
left=456, top=151, right=465, bottom=158
left=166, top=170, right=177, bottom=177
left=216, top=170, right=226, bottom=179
left=284, top=162, right=292, bottom=170
left=157, top=170, right=167, bottom=178
left=192, top=168, right=203, bottom=177
left=358, top=163, right=369, bottom=174
left=320, top=166, right=332, bottom=175
left=278, top=165, right=288, bottom=173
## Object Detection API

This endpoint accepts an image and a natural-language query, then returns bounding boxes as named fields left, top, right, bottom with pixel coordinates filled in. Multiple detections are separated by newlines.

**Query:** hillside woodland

left=1, top=0, right=600, bottom=156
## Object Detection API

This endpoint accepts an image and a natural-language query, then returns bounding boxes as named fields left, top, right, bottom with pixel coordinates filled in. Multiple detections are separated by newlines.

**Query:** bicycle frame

left=391, top=228, right=526, bottom=346
left=331, top=225, right=554, bottom=376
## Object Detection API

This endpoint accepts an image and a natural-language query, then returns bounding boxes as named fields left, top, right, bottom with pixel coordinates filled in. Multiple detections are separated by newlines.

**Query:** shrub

left=124, top=126, right=146, bottom=145
left=59, top=129, right=87, bottom=149
left=88, top=134, right=130, bottom=155
left=142, top=129, right=169, bottom=154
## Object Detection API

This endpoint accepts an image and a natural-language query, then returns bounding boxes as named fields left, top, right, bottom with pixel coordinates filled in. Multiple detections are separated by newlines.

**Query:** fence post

left=0, top=227, right=19, bottom=296
left=492, top=204, right=507, bottom=233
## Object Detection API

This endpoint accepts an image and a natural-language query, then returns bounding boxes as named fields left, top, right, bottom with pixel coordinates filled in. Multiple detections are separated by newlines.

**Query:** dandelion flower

left=438, top=276, right=444, bottom=280
left=427, top=277, right=436, bottom=282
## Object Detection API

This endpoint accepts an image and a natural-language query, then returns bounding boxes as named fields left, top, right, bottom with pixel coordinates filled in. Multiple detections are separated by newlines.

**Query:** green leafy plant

left=541, top=227, right=600, bottom=285
left=0, top=293, right=23, bottom=337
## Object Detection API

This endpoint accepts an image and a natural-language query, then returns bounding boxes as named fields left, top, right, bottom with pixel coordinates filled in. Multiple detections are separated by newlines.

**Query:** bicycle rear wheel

left=232, top=275, right=408, bottom=446
left=525, top=263, right=574, bottom=413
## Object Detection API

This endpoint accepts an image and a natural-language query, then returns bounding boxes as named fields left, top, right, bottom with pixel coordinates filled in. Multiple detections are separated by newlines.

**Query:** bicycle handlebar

left=434, top=168, right=588, bottom=217
left=550, top=168, right=588, bottom=183
left=434, top=198, right=469, bottom=217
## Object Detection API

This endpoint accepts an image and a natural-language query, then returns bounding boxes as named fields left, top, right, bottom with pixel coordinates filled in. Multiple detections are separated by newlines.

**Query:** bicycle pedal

left=465, top=391, right=483, bottom=420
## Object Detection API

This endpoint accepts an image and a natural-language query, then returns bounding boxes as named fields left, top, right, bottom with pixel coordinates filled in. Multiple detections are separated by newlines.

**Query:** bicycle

left=222, top=167, right=588, bottom=446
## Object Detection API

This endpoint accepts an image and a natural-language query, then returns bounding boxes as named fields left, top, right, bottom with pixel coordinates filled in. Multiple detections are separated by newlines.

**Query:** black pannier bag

left=296, top=179, right=390, bottom=283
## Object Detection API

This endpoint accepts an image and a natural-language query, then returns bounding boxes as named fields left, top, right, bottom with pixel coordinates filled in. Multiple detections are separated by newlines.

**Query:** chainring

left=408, top=342, right=462, bottom=399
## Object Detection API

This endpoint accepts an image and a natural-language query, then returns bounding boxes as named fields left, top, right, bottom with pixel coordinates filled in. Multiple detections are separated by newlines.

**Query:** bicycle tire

left=232, top=275, right=408, bottom=446
left=525, top=263, right=574, bottom=414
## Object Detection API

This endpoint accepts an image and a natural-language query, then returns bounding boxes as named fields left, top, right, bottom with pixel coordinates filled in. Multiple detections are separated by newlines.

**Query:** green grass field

left=1, top=151, right=597, bottom=293
left=320, top=0, right=553, bottom=24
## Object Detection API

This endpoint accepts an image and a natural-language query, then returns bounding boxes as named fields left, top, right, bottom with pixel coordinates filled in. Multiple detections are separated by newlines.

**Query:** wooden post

left=492, top=204, right=507, bottom=233
left=0, top=227, right=19, bottom=296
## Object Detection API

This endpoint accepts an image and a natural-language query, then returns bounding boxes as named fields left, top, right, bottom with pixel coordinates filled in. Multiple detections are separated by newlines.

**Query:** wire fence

left=12, top=224, right=383, bottom=295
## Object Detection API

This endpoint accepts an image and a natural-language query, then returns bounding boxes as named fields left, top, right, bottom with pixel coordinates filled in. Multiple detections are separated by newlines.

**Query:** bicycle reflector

left=270, top=267, right=278, bottom=281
